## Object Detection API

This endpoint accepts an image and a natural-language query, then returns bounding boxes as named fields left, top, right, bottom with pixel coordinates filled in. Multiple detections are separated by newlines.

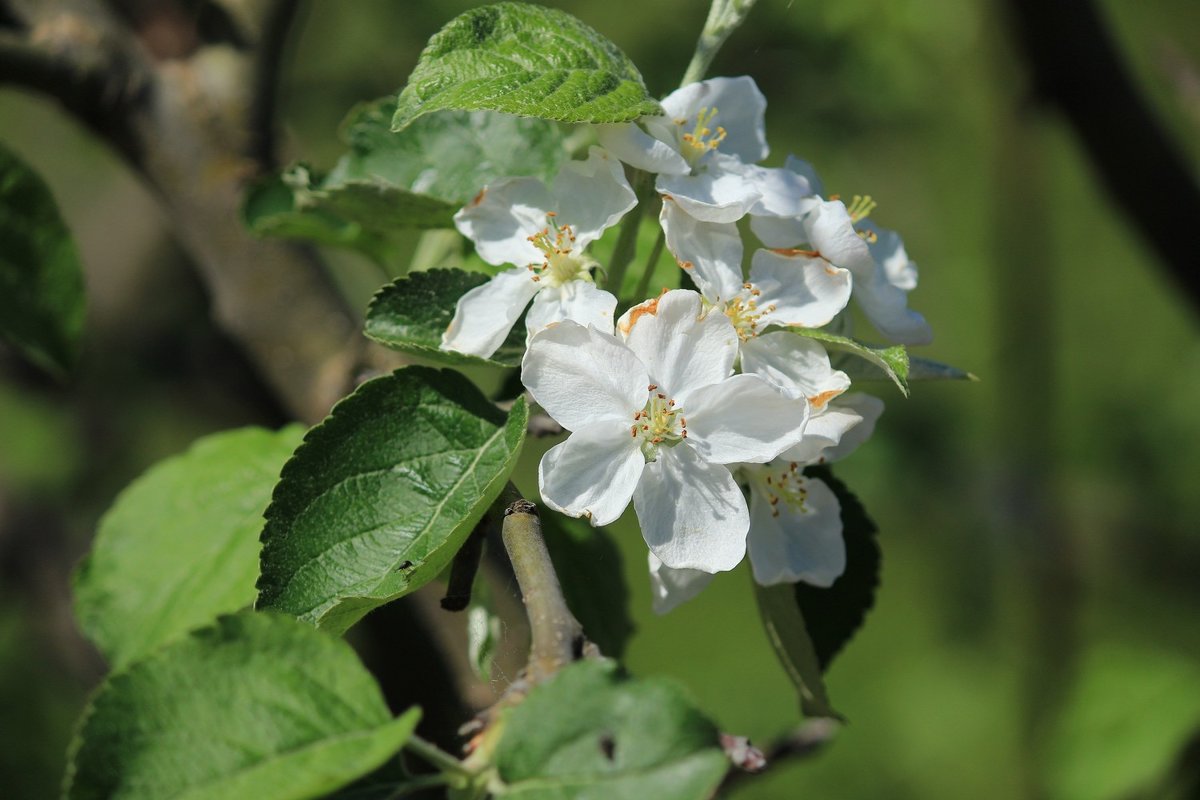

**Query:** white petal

left=750, top=214, right=807, bottom=249
left=749, top=249, right=852, bottom=328
left=684, top=373, right=809, bottom=464
left=740, top=332, right=850, bottom=405
left=657, top=154, right=761, bottom=224
left=454, top=177, right=554, bottom=267
left=539, top=422, right=644, bottom=526
left=855, top=264, right=934, bottom=345
left=744, top=163, right=816, bottom=219
left=660, top=197, right=744, bottom=301
left=617, top=289, right=737, bottom=403
left=819, top=393, right=884, bottom=463
left=552, top=146, right=638, bottom=248
left=661, top=76, right=769, bottom=163
left=634, top=445, right=748, bottom=572
left=595, top=122, right=689, bottom=175
left=784, top=156, right=825, bottom=196
left=778, top=404, right=863, bottom=465
left=521, top=321, right=648, bottom=430
left=803, top=200, right=875, bottom=279
left=861, top=220, right=917, bottom=290
left=647, top=552, right=714, bottom=614
left=748, top=476, right=845, bottom=586
left=525, top=281, right=617, bottom=341
left=441, top=268, right=541, bottom=358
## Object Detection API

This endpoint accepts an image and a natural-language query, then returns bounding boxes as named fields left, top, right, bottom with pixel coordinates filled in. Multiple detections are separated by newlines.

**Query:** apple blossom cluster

left=442, top=76, right=930, bottom=612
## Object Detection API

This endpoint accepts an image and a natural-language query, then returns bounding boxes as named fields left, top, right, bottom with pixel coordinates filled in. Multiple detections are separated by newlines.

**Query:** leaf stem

left=404, top=735, right=474, bottom=785
left=603, top=170, right=651, bottom=296
left=634, top=227, right=668, bottom=300
left=501, top=499, right=590, bottom=682
left=680, top=0, right=760, bottom=87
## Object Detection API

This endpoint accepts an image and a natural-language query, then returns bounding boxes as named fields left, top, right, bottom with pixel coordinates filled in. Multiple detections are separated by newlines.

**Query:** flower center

left=757, top=462, right=809, bottom=518
left=724, top=282, right=776, bottom=341
left=630, top=384, right=687, bottom=460
left=526, top=213, right=595, bottom=288
left=676, top=106, right=727, bottom=166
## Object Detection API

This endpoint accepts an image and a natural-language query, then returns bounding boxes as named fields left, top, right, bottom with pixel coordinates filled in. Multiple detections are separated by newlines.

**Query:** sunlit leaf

left=794, top=328, right=909, bottom=396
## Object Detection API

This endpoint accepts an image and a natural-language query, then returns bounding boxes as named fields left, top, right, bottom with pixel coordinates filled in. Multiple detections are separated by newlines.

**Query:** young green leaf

left=0, top=143, right=85, bottom=376
left=541, top=512, right=634, bottom=659
left=365, top=269, right=525, bottom=368
left=73, top=426, right=304, bottom=669
left=492, top=659, right=728, bottom=799
left=754, top=582, right=839, bottom=719
left=392, top=3, right=662, bottom=132
left=256, top=367, right=529, bottom=635
left=793, top=328, right=910, bottom=396
left=64, top=612, right=421, bottom=800
left=796, top=466, right=881, bottom=671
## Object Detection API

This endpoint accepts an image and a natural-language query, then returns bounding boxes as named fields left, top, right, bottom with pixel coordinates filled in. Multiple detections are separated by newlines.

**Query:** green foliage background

left=1, top=0, right=1198, bottom=797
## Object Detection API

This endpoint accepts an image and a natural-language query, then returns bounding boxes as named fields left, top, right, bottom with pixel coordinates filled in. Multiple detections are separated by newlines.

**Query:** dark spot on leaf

left=468, top=7, right=499, bottom=43
left=395, top=560, right=413, bottom=571
left=599, top=732, right=616, bottom=761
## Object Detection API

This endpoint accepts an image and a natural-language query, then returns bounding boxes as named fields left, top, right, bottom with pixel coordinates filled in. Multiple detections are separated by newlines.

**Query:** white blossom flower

left=522, top=290, right=809, bottom=573
left=750, top=158, right=932, bottom=346
left=441, top=147, right=635, bottom=358
left=597, top=76, right=811, bottom=224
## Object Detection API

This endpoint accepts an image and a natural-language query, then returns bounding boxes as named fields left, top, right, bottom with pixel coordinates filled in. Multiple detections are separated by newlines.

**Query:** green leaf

left=65, top=612, right=421, bottom=800
left=907, top=355, right=978, bottom=382
left=392, top=3, right=662, bottom=132
left=794, top=328, right=910, bottom=396
left=796, top=466, right=881, bottom=671
left=336, top=100, right=566, bottom=206
left=493, top=659, right=728, bottom=799
left=257, top=367, right=529, bottom=635
left=73, top=426, right=304, bottom=669
left=365, top=268, right=526, bottom=368
left=754, top=582, right=839, bottom=719
left=541, top=513, right=634, bottom=659
left=0, top=143, right=85, bottom=376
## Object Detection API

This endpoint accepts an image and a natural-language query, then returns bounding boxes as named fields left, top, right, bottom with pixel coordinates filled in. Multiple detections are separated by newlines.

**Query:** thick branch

left=1006, top=0, right=1200, bottom=310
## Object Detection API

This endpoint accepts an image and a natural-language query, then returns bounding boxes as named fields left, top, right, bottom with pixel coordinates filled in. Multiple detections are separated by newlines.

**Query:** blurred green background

left=2, top=1, right=1199, bottom=797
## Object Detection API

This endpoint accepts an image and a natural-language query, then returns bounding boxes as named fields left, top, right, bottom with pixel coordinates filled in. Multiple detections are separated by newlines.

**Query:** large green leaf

left=796, top=466, right=881, bottom=671
left=392, top=3, right=662, bottom=132
left=256, top=367, right=528, bottom=635
left=65, top=612, right=421, bottom=800
left=245, top=103, right=566, bottom=261
left=794, top=328, right=910, bottom=396
left=541, top=513, right=634, bottom=659
left=365, top=268, right=526, bottom=368
left=73, top=426, right=304, bottom=669
left=0, top=143, right=85, bottom=376
left=493, top=659, right=728, bottom=799
left=754, top=582, right=838, bottom=719
left=336, top=100, right=565, bottom=205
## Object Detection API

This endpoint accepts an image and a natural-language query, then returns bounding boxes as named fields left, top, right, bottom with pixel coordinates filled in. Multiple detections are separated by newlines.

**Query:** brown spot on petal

left=470, top=188, right=487, bottom=206
left=618, top=296, right=661, bottom=335
left=771, top=247, right=822, bottom=259
left=808, top=388, right=843, bottom=410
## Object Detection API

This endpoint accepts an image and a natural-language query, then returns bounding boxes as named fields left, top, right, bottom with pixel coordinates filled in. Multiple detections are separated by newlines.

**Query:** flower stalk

left=680, top=0, right=760, bottom=87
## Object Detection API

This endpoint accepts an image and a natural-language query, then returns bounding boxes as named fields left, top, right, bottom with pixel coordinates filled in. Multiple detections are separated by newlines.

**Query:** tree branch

left=1006, top=0, right=1200, bottom=310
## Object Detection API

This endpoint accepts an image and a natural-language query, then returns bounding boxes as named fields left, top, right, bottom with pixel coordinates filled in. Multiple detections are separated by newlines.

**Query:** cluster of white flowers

left=442, top=76, right=930, bottom=612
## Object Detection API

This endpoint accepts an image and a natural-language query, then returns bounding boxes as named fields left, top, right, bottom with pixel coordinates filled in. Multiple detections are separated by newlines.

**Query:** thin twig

left=717, top=718, right=839, bottom=794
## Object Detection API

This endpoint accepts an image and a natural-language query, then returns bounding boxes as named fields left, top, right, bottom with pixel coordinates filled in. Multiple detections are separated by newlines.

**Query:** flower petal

left=525, top=281, right=618, bottom=341
left=657, top=155, right=761, bottom=223
left=748, top=475, right=845, bottom=586
left=861, top=220, right=917, bottom=290
left=740, top=332, right=850, bottom=404
left=595, top=122, right=689, bottom=175
left=855, top=264, right=934, bottom=345
left=539, top=421, right=644, bottom=526
left=441, top=267, right=541, bottom=357
left=744, top=163, right=816, bottom=219
left=661, top=76, right=769, bottom=164
left=749, top=249, right=852, bottom=328
left=684, top=373, right=809, bottom=464
left=647, top=552, right=713, bottom=614
left=660, top=197, right=744, bottom=301
left=819, top=393, right=884, bottom=463
left=778, top=404, right=863, bottom=465
left=552, top=146, right=638, bottom=248
left=521, top=321, right=648, bottom=430
left=634, top=445, right=748, bottom=572
left=454, top=177, right=554, bottom=267
left=617, top=289, right=738, bottom=403
left=803, top=200, right=875, bottom=279
left=750, top=214, right=806, bottom=249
